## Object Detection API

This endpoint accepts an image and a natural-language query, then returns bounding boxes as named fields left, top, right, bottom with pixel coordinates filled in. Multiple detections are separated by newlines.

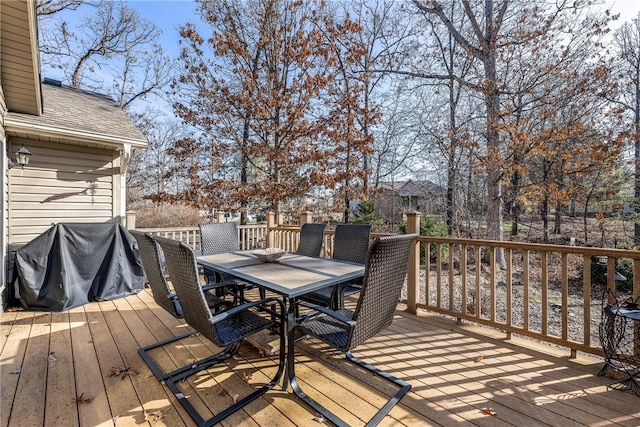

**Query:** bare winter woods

left=38, top=0, right=640, bottom=246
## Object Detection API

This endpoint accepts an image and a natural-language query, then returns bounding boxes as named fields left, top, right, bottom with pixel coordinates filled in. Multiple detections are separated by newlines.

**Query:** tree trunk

left=634, top=71, right=640, bottom=244
left=554, top=201, right=562, bottom=235
left=482, top=0, right=505, bottom=268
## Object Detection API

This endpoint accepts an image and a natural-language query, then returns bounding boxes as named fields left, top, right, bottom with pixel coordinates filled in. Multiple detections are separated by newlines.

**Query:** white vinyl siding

left=0, top=1, right=41, bottom=115
left=1, top=85, right=8, bottom=310
left=8, top=138, right=118, bottom=244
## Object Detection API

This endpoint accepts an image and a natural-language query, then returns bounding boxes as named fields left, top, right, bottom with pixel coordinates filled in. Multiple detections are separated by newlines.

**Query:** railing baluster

left=506, top=247, right=512, bottom=339
left=448, top=243, right=454, bottom=312
left=561, top=253, right=568, bottom=342
left=425, top=242, right=431, bottom=307
left=583, top=253, right=591, bottom=347
left=462, top=244, right=468, bottom=316
left=489, top=246, right=496, bottom=323
left=523, top=249, right=530, bottom=331
left=436, top=243, right=442, bottom=309
left=475, top=246, right=481, bottom=319
left=541, top=251, right=548, bottom=336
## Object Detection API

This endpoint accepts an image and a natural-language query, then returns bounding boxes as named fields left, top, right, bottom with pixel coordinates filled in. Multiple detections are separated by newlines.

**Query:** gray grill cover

left=14, top=223, right=145, bottom=311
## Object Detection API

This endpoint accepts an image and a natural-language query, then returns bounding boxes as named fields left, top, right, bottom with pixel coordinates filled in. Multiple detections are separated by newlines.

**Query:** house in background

left=374, top=179, right=445, bottom=223
left=0, top=0, right=147, bottom=311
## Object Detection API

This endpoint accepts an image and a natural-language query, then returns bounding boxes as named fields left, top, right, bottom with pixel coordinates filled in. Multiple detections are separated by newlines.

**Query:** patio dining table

left=196, top=250, right=365, bottom=391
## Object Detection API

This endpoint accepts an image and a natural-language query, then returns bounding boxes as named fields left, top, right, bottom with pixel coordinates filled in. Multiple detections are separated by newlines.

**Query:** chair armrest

left=210, top=297, right=283, bottom=324
left=297, top=302, right=356, bottom=326
left=202, top=281, right=237, bottom=292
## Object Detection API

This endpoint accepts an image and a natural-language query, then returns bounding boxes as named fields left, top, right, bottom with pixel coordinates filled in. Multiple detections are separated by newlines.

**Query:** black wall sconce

left=9, top=145, right=32, bottom=169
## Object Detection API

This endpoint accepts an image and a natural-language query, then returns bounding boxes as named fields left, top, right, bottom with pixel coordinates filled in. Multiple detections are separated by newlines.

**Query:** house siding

left=0, top=1, right=41, bottom=115
left=8, top=138, right=117, bottom=244
left=1, top=85, right=8, bottom=311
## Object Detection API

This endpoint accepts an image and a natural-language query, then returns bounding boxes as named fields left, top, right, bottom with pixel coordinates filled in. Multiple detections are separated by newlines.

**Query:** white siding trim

left=5, top=116, right=147, bottom=149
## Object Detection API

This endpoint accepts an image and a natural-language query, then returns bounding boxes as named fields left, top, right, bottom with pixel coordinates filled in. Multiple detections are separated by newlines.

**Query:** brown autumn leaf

left=312, top=414, right=326, bottom=423
left=107, top=366, right=138, bottom=380
left=481, top=407, right=497, bottom=416
left=242, top=371, right=252, bottom=384
left=74, top=392, right=93, bottom=404
left=219, top=388, right=228, bottom=396
left=143, top=409, right=167, bottom=422
left=474, top=355, right=484, bottom=363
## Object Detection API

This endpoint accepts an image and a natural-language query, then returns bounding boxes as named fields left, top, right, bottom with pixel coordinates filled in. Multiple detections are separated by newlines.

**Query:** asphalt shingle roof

left=7, top=81, right=146, bottom=143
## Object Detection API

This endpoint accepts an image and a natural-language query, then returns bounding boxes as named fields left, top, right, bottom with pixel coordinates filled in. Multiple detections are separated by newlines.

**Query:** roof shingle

left=6, top=80, right=146, bottom=144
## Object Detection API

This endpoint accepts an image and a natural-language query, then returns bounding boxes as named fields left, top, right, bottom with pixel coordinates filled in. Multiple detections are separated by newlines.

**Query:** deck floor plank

left=0, top=310, right=18, bottom=355
left=3, top=290, right=640, bottom=427
left=138, top=288, right=254, bottom=426
left=45, top=311, right=79, bottom=427
left=9, top=313, right=50, bottom=426
left=0, top=311, right=33, bottom=427
left=384, top=315, right=590, bottom=426
left=68, top=306, right=113, bottom=427
left=396, top=311, right=640, bottom=421
left=82, top=302, right=142, bottom=426
left=103, top=298, right=189, bottom=427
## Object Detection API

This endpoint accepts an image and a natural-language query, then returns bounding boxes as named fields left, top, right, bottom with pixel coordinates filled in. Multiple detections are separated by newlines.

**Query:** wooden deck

left=2, top=289, right=640, bottom=427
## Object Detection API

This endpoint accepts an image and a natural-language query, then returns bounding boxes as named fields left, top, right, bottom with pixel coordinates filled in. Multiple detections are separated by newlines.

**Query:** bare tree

left=613, top=14, right=640, bottom=243
left=36, top=0, right=86, bottom=16
left=38, top=0, right=172, bottom=109
left=127, top=111, right=186, bottom=207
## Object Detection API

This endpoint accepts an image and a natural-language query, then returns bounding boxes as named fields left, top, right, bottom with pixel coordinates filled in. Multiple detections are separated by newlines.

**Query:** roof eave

left=5, top=115, right=147, bottom=149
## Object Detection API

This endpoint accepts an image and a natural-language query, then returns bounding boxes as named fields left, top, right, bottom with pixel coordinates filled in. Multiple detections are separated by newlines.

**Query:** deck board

left=68, top=306, right=113, bottom=427
left=10, top=312, right=49, bottom=426
left=45, top=311, right=78, bottom=427
left=104, top=298, right=187, bottom=427
left=2, top=290, right=640, bottom=426
left=1, top=311, right=33, bottom=427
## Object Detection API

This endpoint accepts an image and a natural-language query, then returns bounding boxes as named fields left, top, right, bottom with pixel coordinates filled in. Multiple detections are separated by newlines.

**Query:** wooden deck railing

left=409, top=236, right=640, bottom=358
left=137, top=224, right=267, bottom=251
left=133, top=212, right=640, bottom=359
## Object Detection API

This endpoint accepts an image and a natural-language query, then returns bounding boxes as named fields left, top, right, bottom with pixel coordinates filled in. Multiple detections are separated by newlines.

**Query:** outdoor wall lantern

left=14, top=145, right=32, bottom=169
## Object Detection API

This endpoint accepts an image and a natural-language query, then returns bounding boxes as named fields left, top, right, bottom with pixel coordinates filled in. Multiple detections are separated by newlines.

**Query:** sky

left=120, top=0, right=640, bottom=57
left=39, top=0, right=640, bottom=116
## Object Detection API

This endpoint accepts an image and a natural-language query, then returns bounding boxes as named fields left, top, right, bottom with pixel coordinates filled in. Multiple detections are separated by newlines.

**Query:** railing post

left=126, top=210, right=136, bottom=229
left=216, top=211, right=225, bottom=223
left=406, top=210, right=421, bottom=314
left=276, top=211, right=284, bottom=226
left=300, top=211, right=312, bottom=225
left=267, top=211, right=276, bottom=248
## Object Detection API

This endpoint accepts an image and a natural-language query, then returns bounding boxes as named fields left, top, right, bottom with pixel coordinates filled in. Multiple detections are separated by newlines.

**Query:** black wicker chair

left=295, top=223, right=327, bottom=257
left=199, top=222, right=251, bottom=301
left=291, top=233, right=417, bottom=426
left=130, top=230, right=235, bottom=381
left=154, top=235, right=286, bottom=427
left=299, top=224, right=372, bottom=309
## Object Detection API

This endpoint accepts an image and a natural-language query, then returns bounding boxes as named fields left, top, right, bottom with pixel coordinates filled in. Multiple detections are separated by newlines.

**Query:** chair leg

left=288, top=344, right=411, bottom=427
left=138, top=331, right=243, bottom=382
left=345, top=351, right=411, bottom=426
left=165, top=332, right=286, bottom=427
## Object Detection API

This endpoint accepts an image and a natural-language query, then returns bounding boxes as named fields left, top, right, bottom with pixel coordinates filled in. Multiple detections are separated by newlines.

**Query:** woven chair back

left=153, top=235, right=220, bottom=345
left=296, top=223, right=327, bottom=257
left=130, top=230, right=176, bottom=315
left=199, top=222, right=239, bottom=255
left=350, top=234, right=417, bottom=349
left=332, top=224, right=372, bottom=264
